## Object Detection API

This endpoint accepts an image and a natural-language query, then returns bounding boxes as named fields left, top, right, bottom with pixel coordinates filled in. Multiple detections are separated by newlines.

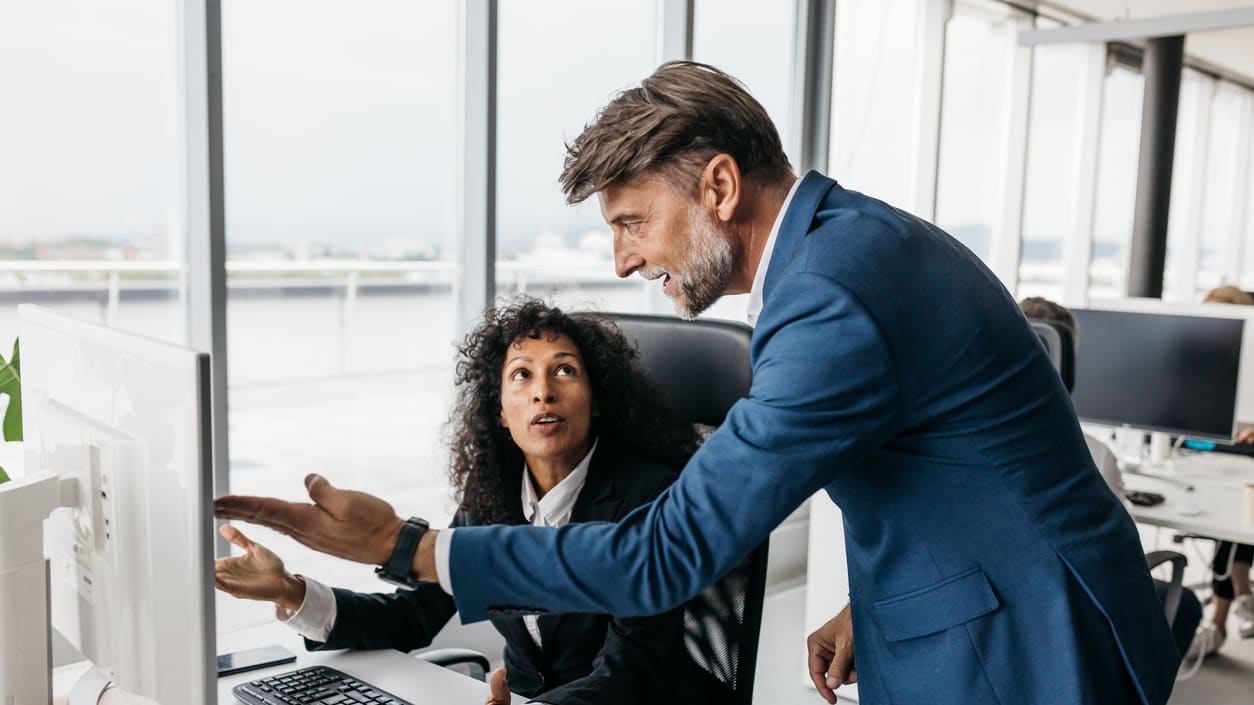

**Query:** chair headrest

left=1028, top=319, right=1076, bottom=393
left=610, top=314, right=753, bottom=427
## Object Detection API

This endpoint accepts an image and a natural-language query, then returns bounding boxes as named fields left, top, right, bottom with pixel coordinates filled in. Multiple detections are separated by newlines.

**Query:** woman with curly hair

left=215, top=297, right=718, bottom=705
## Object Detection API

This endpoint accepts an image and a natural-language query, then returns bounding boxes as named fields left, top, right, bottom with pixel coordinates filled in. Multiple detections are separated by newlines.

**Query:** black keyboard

left=232, top=665, right=413, bottom=705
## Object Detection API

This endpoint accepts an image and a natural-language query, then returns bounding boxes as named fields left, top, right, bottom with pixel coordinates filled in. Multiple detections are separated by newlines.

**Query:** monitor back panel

left=1070, top=308, right=1243, bottom=441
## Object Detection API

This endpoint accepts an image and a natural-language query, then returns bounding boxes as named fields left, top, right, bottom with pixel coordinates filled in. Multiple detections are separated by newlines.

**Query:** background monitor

left=1069, top=307, right=1245, bottom=442
left=19, top=305, right=215, bottom=704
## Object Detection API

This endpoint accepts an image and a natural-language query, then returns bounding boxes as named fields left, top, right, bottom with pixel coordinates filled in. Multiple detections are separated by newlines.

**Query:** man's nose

left=613, top=235, right=643, bottom=278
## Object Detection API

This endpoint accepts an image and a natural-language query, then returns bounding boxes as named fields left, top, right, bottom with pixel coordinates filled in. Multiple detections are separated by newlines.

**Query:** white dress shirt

left=745, top=176, right=802, bottom=327
left=281, top=440, right=598, bottom=652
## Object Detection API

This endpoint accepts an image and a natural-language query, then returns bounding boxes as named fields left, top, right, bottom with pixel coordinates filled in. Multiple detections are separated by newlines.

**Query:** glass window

left=1242, top=96, right=1254, bottom=290
left=221, top=0, right=460, bottom=592
left=693, top=0, right=797, bottom=322
left=694, top=0, right=796, bottom=163
left=1088, top=62, right=1143, bottom=301
left=1163, top=69, right=1213, bottom=302
left=495, top=0, right=659, bottom=316
left=1018, top=33, right=1089, bottom=301
left=1195, top=82, right=1248, bottom=294
left=0, top=2, right=183, bottom=347
left=933, top=0, right=1023, bottom=263
left=827, top=0, right=923, bottom=210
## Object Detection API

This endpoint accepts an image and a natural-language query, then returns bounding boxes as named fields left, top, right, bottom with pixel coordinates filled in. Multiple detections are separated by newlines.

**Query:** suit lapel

left=568, top=447, right=623, bottom=524
left=538, top=447, right=622, bottom=652
left=761, top=170, right=839, bottom=304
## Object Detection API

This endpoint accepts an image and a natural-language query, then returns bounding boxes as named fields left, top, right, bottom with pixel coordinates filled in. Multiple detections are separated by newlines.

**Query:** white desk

left=54, top=618, right=524, bottom=705
left=218, top=621, right=527, bottom=705
left=1124, top=452, right=1254, bottom=545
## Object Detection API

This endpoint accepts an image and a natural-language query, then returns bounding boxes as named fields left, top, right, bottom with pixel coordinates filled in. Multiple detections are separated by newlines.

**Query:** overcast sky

left=0, top=0, right=798, bottom=256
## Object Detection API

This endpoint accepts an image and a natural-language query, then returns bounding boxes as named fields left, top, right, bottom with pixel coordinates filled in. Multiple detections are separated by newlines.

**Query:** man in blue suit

left=217, top=62, right=1179, bottom=704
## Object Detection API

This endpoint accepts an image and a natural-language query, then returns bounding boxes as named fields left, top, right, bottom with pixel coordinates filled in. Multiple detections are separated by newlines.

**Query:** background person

left=1189, top=285, right=1254, bottom=657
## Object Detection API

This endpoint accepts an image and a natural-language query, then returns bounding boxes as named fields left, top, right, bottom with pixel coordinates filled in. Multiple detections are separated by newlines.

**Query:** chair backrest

left=1028, top=319, right=1076, bottom=393
left=612, top=313, right=769, bottom=705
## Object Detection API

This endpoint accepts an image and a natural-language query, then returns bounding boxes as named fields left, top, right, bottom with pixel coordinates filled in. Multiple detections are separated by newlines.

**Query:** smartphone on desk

left=217, top=644, right=297, bottom=677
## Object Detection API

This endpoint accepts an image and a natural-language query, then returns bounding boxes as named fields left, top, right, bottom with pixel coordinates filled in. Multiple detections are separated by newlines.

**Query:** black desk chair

left=1027, top=318, right=1190, bottom=626
left=613, top=313, right=768, bottom=705
left=1028, top=320, right=1075, bottom=393
left=422, top=313, right=769, bottom=705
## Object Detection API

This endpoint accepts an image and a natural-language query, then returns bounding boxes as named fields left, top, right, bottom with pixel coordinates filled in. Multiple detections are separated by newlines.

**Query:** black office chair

left=1027, top=317, right=1190, bottom=626
left=421, top=313, right=770, bottom=705
left=1028, top=320, right=1075, bottom=393
left=613, top=313, right=768, bottom=705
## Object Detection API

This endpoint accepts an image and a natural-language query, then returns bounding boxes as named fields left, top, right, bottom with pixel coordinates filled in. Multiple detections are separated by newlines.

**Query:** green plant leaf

left=2, top=386, right=19, bottom=442
left=0, top=464, right=9, bottom=484
left=0, top=339, right=17, bottom=442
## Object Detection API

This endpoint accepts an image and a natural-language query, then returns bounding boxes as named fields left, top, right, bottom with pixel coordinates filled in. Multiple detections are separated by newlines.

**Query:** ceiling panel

left=1039, top=0, right=1254, bottom=82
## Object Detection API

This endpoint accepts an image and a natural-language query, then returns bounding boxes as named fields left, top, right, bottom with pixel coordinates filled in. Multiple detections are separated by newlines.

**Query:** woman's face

left=499, top=331, right=596, bottom=468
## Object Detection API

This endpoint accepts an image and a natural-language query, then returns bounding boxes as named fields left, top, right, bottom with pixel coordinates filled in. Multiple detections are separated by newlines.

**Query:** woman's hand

left=215, top=524, right=306, bottom=611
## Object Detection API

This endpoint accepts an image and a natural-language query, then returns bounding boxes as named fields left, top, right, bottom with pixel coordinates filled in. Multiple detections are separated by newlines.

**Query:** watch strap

left=375, top=516, right=428, bottom=589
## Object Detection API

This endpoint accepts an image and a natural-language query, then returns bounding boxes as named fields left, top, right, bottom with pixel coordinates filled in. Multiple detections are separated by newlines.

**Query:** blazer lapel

left=538, top=447, right=623, bottom=652
left=497, top=615, right=545, bottom=666
left=761, top=170, right=839, bottom=304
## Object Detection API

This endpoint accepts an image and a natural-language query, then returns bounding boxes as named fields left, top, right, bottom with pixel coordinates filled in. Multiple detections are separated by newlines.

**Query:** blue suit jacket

left=448, top=172, right=1180, bottom=705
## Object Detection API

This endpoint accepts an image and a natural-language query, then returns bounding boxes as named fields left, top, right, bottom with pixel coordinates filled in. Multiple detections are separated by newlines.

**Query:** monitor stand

left=1148, top=431, right=1173, bottom=465
left=0, top=472, right=74, bottom=705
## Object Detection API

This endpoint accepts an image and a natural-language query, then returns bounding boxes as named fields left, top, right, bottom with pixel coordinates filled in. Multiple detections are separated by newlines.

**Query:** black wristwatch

left=375, top=516, right=429, bottom=590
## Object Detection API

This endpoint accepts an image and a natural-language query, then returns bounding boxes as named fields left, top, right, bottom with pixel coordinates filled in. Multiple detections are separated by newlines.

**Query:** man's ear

left=702, top=154, right=742, bottom=223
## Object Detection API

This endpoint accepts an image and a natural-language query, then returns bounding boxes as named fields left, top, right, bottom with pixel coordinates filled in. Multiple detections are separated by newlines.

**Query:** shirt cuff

left=276, top=575, right=337, bottom=642
left=435, top=527, right=455, bottom=595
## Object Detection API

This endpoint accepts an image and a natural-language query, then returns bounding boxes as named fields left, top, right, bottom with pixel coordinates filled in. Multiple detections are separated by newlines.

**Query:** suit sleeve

left=302, top=583, right=457, bottom=653
left=449, top=272, right=900, bottom=621
left=306, top=514, right=469, bottom=651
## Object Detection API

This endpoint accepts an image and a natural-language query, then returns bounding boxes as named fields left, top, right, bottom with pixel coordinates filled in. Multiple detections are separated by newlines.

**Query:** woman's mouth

left=531, top=412, right=566, bottom=434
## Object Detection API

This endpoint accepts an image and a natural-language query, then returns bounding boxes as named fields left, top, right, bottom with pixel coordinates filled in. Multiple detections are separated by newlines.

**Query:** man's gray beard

left=671, top=205, right=734, bottom=320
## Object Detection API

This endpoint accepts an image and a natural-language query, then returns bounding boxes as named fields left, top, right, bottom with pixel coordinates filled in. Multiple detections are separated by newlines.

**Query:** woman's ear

left=499, top=409, right=509, bottom=428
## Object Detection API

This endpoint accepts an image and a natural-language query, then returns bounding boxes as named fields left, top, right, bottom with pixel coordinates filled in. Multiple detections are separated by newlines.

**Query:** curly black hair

left=446, top=296, right=701, bottom=524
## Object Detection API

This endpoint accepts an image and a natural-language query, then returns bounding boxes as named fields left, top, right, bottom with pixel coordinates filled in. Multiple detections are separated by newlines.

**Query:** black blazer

left=304, top=447, right=724, bottom=705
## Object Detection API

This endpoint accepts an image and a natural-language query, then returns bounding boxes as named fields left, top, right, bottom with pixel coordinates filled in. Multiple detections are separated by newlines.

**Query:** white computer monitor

left=19, top=304, right=215, bottom=704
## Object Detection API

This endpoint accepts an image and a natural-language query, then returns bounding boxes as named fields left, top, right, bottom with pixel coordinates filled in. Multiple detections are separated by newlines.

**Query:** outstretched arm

left=447, top=273, right=899, bottom=621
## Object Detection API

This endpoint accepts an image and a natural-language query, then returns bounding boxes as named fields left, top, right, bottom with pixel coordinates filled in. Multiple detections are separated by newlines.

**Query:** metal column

left=1127, top=35, right=1184, bottom=298
left=790, top=0, right=836, bottom=173
left=179, top=0, right=229, bottom=556
left=456, top=0, right=498, bottom=335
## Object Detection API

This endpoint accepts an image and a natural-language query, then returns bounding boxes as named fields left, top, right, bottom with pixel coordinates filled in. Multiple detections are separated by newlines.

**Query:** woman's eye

left=556, top=364, right=577, bottom=376
left=510, top=369, right=530, bottom=381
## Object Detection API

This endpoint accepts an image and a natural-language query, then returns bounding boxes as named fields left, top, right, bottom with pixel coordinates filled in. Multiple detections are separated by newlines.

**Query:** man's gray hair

left=559, top=61, right=792, bottom=204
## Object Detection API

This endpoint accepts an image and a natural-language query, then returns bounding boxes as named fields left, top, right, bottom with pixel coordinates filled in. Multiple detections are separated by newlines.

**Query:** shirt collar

left=520, top=438, right=597, bottom=527
left=746, top=176, right=802, bottom=326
